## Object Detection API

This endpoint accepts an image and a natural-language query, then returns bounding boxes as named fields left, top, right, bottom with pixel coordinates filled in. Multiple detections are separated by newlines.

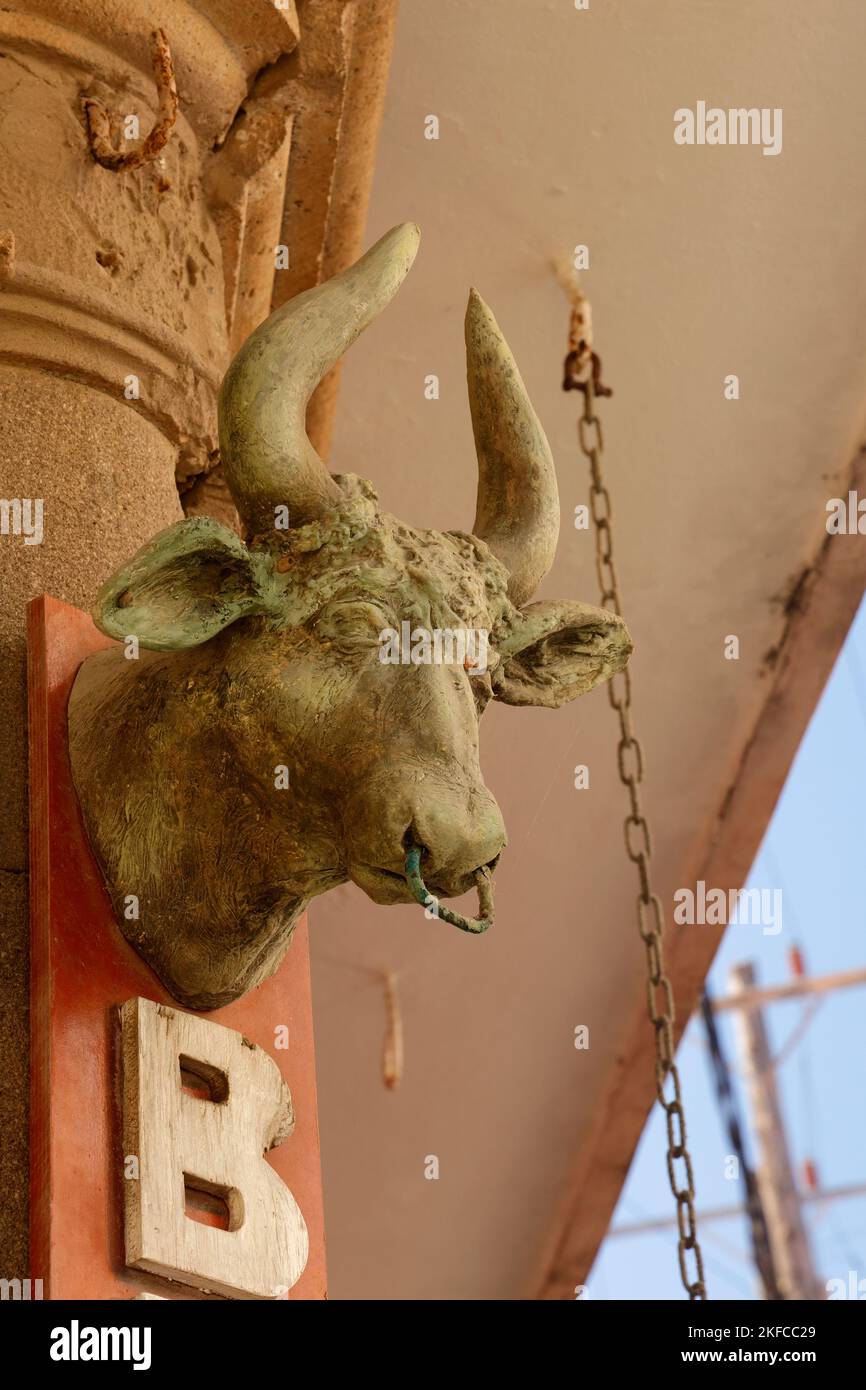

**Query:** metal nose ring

left=404, top=845, right=495, bottom=935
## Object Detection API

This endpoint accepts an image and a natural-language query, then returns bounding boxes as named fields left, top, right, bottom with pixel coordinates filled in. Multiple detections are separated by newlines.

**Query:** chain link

left=574, top=371, right=707, bottom=1301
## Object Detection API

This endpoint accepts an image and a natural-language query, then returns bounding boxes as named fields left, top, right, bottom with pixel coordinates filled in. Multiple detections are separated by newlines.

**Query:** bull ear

left=493, top=600, right=632, bottom=708
left=93, top=518, right=274, bottom=651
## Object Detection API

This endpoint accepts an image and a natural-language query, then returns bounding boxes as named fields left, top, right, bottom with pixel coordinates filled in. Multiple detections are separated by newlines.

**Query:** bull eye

left=313, top=599, right=389, bottom=645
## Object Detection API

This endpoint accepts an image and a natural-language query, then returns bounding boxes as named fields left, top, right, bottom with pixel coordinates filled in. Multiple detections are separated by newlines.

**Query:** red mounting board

left=27, top=595, right=327, bottom=1300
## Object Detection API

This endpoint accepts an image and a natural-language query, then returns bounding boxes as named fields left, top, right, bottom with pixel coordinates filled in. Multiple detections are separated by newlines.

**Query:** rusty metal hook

left=563, top=347, right=613, bottom=399
left=83, top=28, right=178, bottom=173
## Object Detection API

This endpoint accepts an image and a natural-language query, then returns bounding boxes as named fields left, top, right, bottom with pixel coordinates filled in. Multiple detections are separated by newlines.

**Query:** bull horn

left=219, top=222, right=421, bottom=536
left=465, top=289, right=559, bottom=606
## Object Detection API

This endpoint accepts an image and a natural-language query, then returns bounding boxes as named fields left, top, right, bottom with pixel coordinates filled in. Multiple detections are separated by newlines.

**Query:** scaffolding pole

left=728, top=961, right=823, bottom=1301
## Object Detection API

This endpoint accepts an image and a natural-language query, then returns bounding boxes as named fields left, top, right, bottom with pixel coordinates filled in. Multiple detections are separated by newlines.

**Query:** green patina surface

left=69, top=224, right=632, bottom=1009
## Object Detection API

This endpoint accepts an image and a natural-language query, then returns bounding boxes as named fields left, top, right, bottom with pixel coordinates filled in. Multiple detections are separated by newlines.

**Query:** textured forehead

left=260, top=473, right=516, bottom=632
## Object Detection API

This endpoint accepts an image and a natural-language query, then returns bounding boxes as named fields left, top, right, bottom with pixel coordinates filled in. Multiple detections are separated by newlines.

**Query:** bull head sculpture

left=69, top=224, right=632, bottom=1010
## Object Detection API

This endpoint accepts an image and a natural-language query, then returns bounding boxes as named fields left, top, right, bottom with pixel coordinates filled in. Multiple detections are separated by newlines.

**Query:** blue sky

left=588, top=595, right=866, bottom=1301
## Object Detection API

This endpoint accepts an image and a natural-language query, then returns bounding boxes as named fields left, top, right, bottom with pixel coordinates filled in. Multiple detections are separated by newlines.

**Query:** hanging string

left=381, top=970, right=404, bottom=1091
left=313, top=949, right=405, bottom=1092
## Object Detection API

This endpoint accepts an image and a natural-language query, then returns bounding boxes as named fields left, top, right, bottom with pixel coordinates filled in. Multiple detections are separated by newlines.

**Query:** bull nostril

left=402, top=823, right=424, bottom=853
left=401, top=834, right=501, bottom=887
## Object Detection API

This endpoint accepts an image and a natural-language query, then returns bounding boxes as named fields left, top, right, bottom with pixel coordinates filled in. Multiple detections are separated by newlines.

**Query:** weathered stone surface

left=0, top=870, right=27, bottom=1276
left=0, top=0, right=302, bottom=1273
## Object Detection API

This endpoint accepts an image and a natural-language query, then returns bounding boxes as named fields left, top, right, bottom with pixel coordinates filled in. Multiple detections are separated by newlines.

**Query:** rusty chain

left=566, top=353, right=707, bottom=1301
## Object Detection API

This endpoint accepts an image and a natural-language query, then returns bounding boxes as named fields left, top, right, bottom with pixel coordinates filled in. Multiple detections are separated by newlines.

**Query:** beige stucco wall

left=310, top=0, right=866, bottom=1298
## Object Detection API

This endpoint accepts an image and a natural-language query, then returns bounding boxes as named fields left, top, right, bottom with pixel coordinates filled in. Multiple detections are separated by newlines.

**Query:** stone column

left=0, top=0, right=300, bottom=1275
